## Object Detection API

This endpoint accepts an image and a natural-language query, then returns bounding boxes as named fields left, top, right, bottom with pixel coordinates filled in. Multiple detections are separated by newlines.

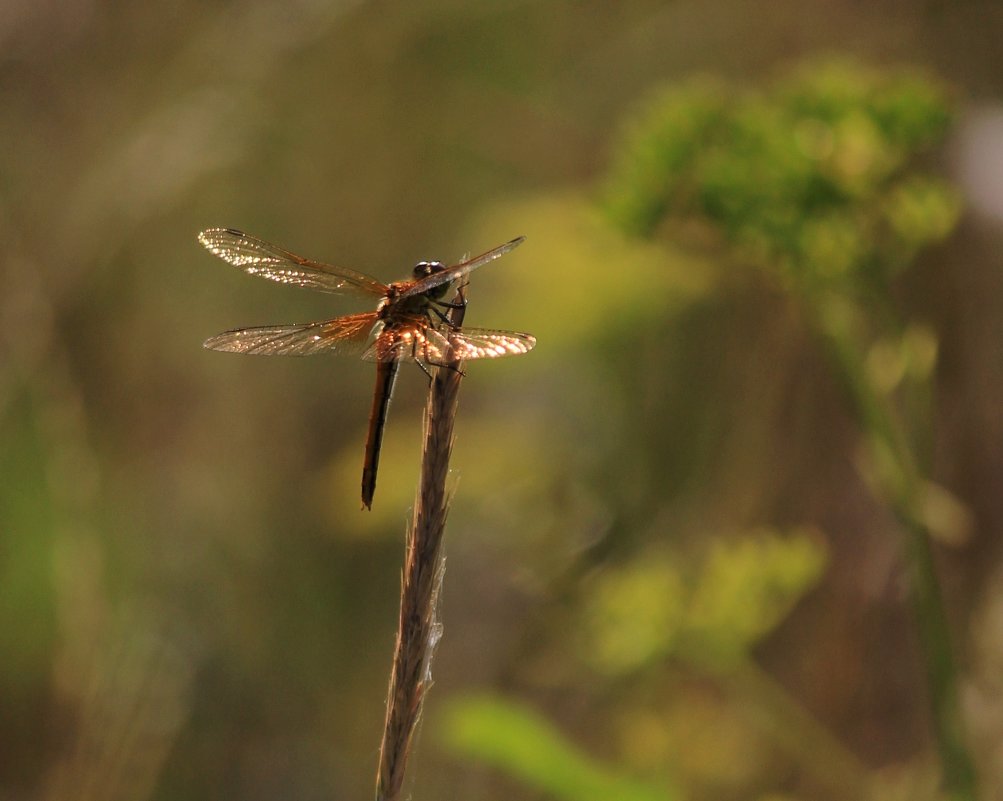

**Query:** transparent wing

left=362, top=324, right=536, bottom=363
left=203, top=312, right=377, bottom=356
left=361, top=321, right=432, bottom=363
left=447, top=328, right=537, bottom=360
left=397, top=236, right=525, bottom=299
left=199, top=228, right=388, bottom=296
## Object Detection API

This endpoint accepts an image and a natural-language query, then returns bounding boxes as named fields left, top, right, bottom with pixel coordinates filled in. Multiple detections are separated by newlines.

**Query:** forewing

left=204, top=313, right=377, bottom=356
left=447, top=328, right=537, bottom=360
left=398, top=236, right=525, bottom=299
left=199, top=228, right=387, bottom=296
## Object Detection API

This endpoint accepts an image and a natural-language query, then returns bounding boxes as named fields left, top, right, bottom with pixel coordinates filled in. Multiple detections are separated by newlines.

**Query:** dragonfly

left=199, top=228, right=536, bottom=510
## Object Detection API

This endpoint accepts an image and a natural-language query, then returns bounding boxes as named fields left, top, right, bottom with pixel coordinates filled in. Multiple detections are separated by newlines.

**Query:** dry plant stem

left=375, top=291, right=466, bottom=801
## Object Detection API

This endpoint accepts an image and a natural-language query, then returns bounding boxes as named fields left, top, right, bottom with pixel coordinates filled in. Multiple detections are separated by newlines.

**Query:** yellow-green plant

left=603, top=60, right=970, bottom=799
left=441, top=60, right=971, bottom=801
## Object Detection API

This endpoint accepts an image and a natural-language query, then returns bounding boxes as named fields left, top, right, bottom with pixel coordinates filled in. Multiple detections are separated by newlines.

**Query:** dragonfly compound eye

left=412, top=261, right=444, bottom=279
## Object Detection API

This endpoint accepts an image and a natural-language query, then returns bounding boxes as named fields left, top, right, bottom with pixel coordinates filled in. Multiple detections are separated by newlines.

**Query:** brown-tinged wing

left=199, top=228, right=387, bottom=296
left=362, top=324, right=536, bottom=363
left=396, top=236, right=525, bottom=299
left=203, top=312, right=377, bottom=356
left=360, top=321, right=423, bottom=363
left=446, top=328, right=536, bottom=360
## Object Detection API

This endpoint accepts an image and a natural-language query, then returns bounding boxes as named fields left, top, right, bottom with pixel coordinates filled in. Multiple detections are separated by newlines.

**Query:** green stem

left=814, top=293, right=977, bottom=801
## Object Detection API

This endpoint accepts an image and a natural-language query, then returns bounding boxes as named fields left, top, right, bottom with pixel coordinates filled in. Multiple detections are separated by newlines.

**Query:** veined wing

left=361, top=321, right=429, bottom=363
left=397, top=236, right=525, bottom=299
left=362, top=324, right=536, bottom=363
left=204, top=312, right=377, bottom=356
left=199, top=228, right=387, bottom=296
left=447, top=328, right=537, bottom=360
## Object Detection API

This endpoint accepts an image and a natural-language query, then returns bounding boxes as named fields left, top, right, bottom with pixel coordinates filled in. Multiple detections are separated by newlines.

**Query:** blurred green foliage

left=441, top=694, right=674, bottom=801
left=580, top=529, right=826, bottom=674
left=439, top=59, right=971, bottom=801
left=4, top=2, right=999, bottom=799
left=604, top=62, right=960, bottom=292
left=441, top=530, right=828, bottom=800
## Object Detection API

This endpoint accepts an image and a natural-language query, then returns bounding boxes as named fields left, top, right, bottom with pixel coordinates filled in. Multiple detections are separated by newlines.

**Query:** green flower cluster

left=604, top=62, right=960, bottom=291
left=579, top=529, right=826, bottom=674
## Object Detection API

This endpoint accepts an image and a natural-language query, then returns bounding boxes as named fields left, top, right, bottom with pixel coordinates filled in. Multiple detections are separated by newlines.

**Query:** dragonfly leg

left=429, top=306, right=461, bottom=330
left=414, top=358, right=434, bottom=383
left=430, top=294, right=468, bottom=326
left=432, top=298, right=467, bottom=310
left=423, top=356, right=466, bottom=377
left=419, top=335, right=466, bottom=376
left=412, top=338, right=435, bottom=383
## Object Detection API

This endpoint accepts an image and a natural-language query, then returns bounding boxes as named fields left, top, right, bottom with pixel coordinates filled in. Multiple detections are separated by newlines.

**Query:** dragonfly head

left=412, top=260, right=445, bottom=279
left=412, top=260, right=451, bottom=300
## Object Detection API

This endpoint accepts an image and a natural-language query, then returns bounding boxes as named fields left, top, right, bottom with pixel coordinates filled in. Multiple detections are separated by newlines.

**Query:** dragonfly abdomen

left=361, top=359, right=400, bottom=510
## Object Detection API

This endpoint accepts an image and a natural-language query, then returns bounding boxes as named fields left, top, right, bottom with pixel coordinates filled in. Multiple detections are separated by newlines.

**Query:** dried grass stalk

left=375, top=289, right=466, bottom=801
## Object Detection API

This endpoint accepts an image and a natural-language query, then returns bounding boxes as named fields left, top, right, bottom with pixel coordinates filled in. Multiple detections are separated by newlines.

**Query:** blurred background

left=2, top=2, right=1003, bottom=800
